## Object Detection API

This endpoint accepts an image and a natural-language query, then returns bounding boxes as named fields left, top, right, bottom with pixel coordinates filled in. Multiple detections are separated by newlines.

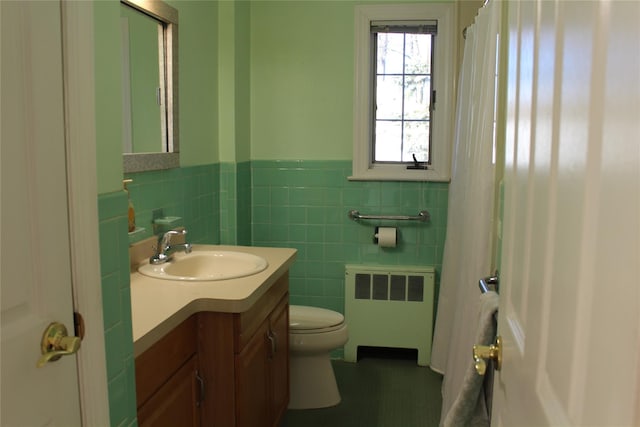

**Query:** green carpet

left=281, top=350, right=443, bottom=427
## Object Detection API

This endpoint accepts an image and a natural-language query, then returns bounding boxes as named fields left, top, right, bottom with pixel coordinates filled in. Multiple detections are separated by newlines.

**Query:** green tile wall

left=237, top=161, right=252, bottom=244
left=251, top=160, right=449, bottom=314
left=220, top=162, right=238, bottom=244
left=97, top=191, right=137, bottom=427
left=220, top=161, right=252, bottom=245
left=124, top=164, right=220, bottom=244
left=99, top=163, right=219, bottom=426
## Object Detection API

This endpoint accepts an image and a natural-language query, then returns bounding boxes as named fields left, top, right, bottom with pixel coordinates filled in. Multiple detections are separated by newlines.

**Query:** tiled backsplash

left=124, top=164, right=220, bottom=245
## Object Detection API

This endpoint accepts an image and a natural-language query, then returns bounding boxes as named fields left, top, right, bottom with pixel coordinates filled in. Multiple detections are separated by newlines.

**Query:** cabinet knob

left=195, top=370, right=205, bottom=407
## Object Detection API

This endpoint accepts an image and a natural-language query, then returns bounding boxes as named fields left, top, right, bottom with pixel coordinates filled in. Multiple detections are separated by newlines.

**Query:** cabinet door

left=137, top=355, right=201, bottom=427
left=235, top=321, right=270, bottom=427
left=268, top=298, right=289, bottom=426
left=136, top=315, right=198, bottom=407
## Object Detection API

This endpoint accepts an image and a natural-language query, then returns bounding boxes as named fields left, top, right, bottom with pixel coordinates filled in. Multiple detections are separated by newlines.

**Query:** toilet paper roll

left=374, top=227, right=397, bottom=248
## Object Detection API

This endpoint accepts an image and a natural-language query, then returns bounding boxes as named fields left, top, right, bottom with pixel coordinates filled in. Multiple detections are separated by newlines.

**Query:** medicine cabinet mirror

left=121, top=0, right=179, bottom=173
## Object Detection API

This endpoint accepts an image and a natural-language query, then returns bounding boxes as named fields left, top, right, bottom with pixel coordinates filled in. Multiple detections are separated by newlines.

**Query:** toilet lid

left=289, top=305, right=344, bottom=331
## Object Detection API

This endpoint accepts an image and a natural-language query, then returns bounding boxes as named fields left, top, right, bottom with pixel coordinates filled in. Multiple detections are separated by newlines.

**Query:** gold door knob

left=37, top=322, right=81, bottom=368
left=473, top=335, right=502, bottom=375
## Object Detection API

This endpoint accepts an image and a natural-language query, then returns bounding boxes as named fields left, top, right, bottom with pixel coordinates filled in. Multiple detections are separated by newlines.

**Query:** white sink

left=138, top=250, right=268, bottom=281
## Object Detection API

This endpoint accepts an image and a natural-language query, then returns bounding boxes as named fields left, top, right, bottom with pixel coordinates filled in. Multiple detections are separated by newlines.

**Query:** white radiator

left=344, top=264, right=435, bottom=366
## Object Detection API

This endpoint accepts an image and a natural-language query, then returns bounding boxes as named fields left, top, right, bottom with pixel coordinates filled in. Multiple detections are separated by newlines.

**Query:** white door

left=492, top=0, right=640, bottom=426
left=1, top=1, right=83, bottom=425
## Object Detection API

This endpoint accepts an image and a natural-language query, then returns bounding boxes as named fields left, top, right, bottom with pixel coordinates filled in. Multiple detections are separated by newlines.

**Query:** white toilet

left=288, top=305, right=349, bottom=409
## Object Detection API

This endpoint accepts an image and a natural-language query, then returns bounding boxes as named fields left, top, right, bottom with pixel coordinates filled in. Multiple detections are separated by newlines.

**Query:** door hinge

left=74, top=311, right=85, bottom=340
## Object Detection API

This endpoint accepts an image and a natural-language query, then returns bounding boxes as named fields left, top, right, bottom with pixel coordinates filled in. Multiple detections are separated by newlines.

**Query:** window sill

left=348, top=164, right=451, bottom=182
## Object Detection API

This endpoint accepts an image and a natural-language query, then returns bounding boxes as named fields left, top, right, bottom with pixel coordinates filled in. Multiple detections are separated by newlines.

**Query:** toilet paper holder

left=373, top=226, right=397, bottom=247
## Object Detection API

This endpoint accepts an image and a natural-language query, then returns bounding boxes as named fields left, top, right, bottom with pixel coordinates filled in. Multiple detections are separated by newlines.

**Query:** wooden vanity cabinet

left=134, top=273, right=290, bottom=427
left=135, top=315, right=201, bottom=427
left=199, top=274, right=290, bottom=427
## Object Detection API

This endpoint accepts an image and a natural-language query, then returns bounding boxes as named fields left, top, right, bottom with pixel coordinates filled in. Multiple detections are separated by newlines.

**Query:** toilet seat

left=289, top=305, right=345, bottom=334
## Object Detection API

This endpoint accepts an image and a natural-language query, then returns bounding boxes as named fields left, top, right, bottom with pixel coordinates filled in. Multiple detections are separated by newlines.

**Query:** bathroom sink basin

left=138, top=250, right=268, bottom=281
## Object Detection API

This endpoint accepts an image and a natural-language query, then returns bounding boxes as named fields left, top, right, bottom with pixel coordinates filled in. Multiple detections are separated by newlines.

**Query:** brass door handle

left=473, top=335, right=502, bottom=375
left=37, top=322, right=81, bottom=368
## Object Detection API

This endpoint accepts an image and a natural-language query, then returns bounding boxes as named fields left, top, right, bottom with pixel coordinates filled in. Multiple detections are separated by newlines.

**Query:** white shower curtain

left=430, top=0, right=501, bottom=423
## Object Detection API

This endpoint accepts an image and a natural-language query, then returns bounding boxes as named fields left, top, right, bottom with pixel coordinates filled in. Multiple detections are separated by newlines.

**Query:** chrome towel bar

left=348, top=209, right=430, bottom=223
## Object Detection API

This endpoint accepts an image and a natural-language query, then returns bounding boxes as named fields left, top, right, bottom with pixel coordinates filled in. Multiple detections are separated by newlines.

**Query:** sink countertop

left=130, top=244, right=297, bottom=357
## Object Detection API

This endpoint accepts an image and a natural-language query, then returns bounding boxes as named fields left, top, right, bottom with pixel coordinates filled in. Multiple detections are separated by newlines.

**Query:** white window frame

left=351, top=3, right=456, bottom=182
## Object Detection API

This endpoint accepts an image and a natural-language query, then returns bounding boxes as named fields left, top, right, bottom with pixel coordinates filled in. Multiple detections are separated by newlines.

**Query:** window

left=372, top=23, right=435, bottom=164
left=351, top=4, right=456, bottom=181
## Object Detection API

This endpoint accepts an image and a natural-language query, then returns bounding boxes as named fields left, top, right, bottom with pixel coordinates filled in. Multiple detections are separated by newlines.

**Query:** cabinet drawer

left=135, top=315, right=198, bottom=407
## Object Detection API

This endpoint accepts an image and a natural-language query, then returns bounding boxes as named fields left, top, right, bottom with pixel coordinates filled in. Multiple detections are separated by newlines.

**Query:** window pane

left=376, top=76, right=403, bottom=120
left=404, top=34, right=432, bottom=74
left=402, top=121, right=429, bottom=162
left=375, top=121, right=402, bottom=161
left=376, top=33, right=404, bottom=74
left=372, top=29, right=434, bottom=164
left=404, top=75, right=431, bottom=120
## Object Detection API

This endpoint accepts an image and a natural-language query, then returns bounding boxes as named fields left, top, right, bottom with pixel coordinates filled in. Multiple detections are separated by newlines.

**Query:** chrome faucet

left=150, top=229, right=192, bottom=265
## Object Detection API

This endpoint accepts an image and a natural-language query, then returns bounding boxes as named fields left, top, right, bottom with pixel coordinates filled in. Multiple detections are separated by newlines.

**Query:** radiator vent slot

left=408, top=276, right=425, bottom=301
left=355, top=273, right=370, bottom=299
left=344, top=265, right=435, bottom=366
left=390, top=275, right=406, bottom=301
left=372, top=274, right=388, bottom=300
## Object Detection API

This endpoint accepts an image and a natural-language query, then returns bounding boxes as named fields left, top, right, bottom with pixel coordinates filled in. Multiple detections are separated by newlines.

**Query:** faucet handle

left=159, top=229, right=187, bottom=249
left=150, top=229, right=189, bottom=265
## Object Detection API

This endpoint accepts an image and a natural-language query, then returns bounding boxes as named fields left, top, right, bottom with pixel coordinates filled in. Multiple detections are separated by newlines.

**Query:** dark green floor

left=280, top=349, right=443, bottom=427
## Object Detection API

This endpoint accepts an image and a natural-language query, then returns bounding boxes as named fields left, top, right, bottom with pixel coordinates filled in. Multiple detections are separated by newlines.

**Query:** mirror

left=121, top=0, right=179, bottom=173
